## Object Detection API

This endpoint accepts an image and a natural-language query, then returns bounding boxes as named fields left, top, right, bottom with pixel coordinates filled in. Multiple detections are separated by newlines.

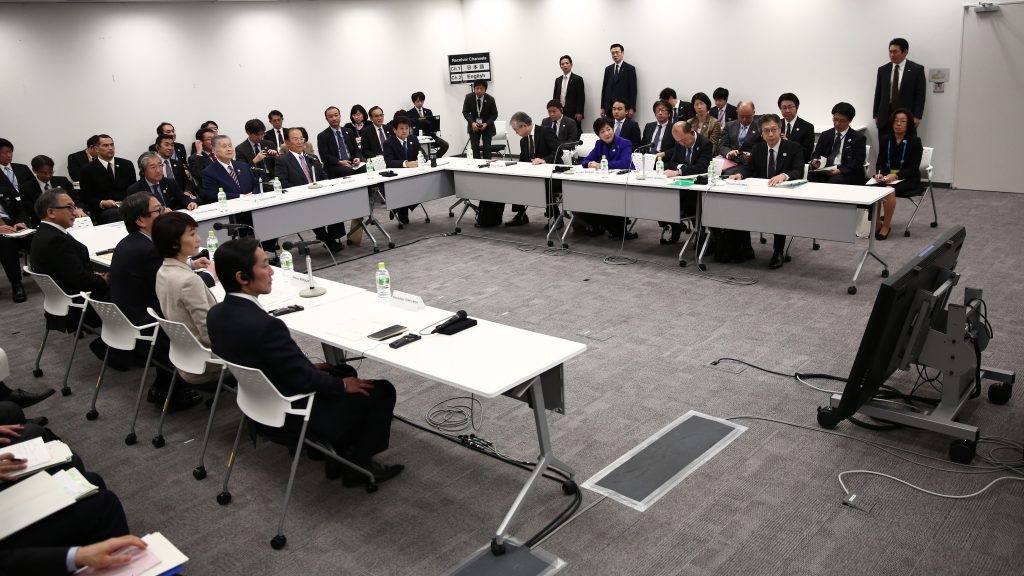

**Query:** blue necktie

left=739, top=125, right=748, bottom=145
left=336, top=130, right=349, bottom=160
left=4, top=166, right=19, bottom=192
left=151, top=183, right=165, bottom=206
left=652, top=125, right=663, bottom=152
left=614, top=121, right=622, bottom=137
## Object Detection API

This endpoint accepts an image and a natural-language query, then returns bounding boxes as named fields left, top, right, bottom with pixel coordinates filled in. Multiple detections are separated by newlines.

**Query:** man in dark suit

left=153, top=134, right=198, bottom=203
left=542, top=100, right=579, bottom=148
left=553, top=55, right=585, bottom=132
left=235, top=119, right=278, bottom=186
left=710, top=87, right=738, bottom=128
left=207, top=238, right=403, bottom=487
left=408, top=92, right=449, bottom=157
left=381, top=117, right=423, bottom=225
left=67, top=135, right=99, bottom=182
left=126, top=152, right=196, bottom=211
left=809, top=102, right=867, bottom=185
left=187, top=128, right=216, bottom=193
left=505, top=112, right=560, bottom=227
left=360, top=106, right=393, bottom=159
left=22, top=155, right=80, bottom=227
left=609, top=99, right=642, bottom=150
left=600, top=43, right=638, bottom=118
left=78, top=135, right=136, bottom=224
left=641, top=100, right=676, bottom=156
left=873, top=37, right=927, bottom=143
left=0, top=534, right=148, bottom=576
left=730, top=114, right=807, bottom=269
left=661, top=121, right=715, bottom=242
left=318, top=106, right=364, bottom=179
left=266, top=110, right=287, bottom=151
left=660, top=88, right=695, bottom=124
left=778, top=93, right=815, bottom=161
left=276, top=127, right=346, bottom=252
left=147, top=122, right=188, bottom=163
left=201, top=135, right=260, bottom=202
left=719, top=101, right=761, bottom=175
left=0, top=139, right=32, bottom=303
left=461, top=80, right=498, bottom=159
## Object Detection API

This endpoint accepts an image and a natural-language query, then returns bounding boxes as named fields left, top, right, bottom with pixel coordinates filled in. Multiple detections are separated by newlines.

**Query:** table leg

left=849, top=205, right=890, bottom=295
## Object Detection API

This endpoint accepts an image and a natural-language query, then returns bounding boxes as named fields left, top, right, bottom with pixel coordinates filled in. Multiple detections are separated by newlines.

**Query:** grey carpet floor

left=1, top=187, right=1021, bottom=575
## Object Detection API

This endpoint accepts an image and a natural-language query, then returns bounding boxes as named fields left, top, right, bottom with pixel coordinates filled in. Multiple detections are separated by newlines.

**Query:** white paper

left=630, top=152, right=659, bottom=174
left=137, top=532, right=189, bottom=576
left=0, top=471, right=76, bottom=539
left=51, top=468, right=99, bottom=500
left=6, top=439, right=74, bottom=478
left=1, top=227, right=35, bottom=239
left=865, top=177, right=902, bottom=186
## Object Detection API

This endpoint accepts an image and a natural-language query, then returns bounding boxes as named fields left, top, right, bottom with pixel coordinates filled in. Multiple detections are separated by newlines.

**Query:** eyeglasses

left=52, top=204, right=77, bottom=211
left=761, top=126, right=780, bottom=134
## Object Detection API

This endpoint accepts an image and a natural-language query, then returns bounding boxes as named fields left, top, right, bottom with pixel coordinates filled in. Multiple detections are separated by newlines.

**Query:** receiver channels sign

left=449, top=52, right=491, bottom=84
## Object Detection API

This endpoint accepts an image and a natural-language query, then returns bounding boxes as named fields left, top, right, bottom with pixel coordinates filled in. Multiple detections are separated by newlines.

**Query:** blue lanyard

left=888, top=139, right=907, bottom=169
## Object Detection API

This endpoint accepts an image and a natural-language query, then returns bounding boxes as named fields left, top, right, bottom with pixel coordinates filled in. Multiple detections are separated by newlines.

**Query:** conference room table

left=444, top=159, right=557, bottom=232
left=70, top=221, right=588, bottom=552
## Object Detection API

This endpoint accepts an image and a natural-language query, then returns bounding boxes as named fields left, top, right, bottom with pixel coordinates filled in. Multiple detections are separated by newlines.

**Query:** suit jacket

left=382, top=135, right=423, bottom=168
left=641, top=122, right=676, bottom=155
left=29, top=222, right=107, bottom=296
left=67, top=150, right=92, bottom=182
left=20, top=176, right=76, bottom=226
left=873, top=59, right=927, bottom=124
left=461, top=93, right=498, bottom=135
left=689, top=115, right=723, bottom=150
left=275, top=151, right=327, bottom=188
left=188, top=152, right=215, bottom=191
left=162, top=155, right=190, bottom=191
left=739, top=139, right=806, bottom=181
left=783, top=117, right=815, bottom=161
left=266, top=127, right=288, bottom=151
left=360, top=124, right=394, bottom=158
left=156, top=258, right=220, bottom=383
left=234, top=138, right=277, bottom=179
left=0, top=547, right=71, bottom=576
left=709, top=104, right=738, bottom=124
left=600, top=61, right=637, bottom=112
left=408, top=107, right=439, bottom=136
left=719, top=119, right=762, bottom=160
left=126, top=177, right=191, bottom=211
left=813, top=128, right=867, bottom=182
left=670, top=102, right=695, bottom=123
left=0, top=185, right=27, bottom=227
left=580, top=136, right=633, bottom=169
left=663, top=133, right=714, bottom=175
left=109, top=231, right=162, bottom=326
left=875, top=135, right=923, bottom=189
left=201, top=159, right=259, bottom=202
left=0, top=163, right=32, bottom=222
left=553, top=73, right=585, bottom=119
left=541, top=116, right=579, bottom=145
left=148, top=142, right=189, bottom=163
left=78, top=157, right=137, bottom=215
left=612, top=118, right=642, bottom=149
left=518, top=125, right=560, bottom=163
left=317, top=126, right=363, bottom=178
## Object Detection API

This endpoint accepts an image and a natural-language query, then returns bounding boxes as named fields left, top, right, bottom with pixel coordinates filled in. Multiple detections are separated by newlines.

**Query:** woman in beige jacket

left=688, top=91, right=723, bottom=150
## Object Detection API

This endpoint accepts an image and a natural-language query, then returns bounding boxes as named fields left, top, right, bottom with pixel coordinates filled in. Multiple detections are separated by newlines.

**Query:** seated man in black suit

left=729, top=114, right=806, bottom=269
left=275, top=128, right=346, bottom=252
left=660, top=88, right=695, bottom=124
left=719, top=101, right=761, bottom=176
left=317, top=106, right=364, bottom=179
left=777, top=93, right=814, bottom=161
left=1, top=535, right=147, bottom=576
left=67, top=135, right=99, bottom=183
left=78, top=134, right=137, bottom=224
left=542, top=100, right=580, bottom=148
left=641, top=100, right=676, bottom=156
left=0, top=139, right=33, bottom=303
left=381, top=116, right=422, bottom=225
left=408, top=92, right=450, bottom=157
left=710, top=87, right=738, bottom=128
left=153, top=134, right=195, bottom=199
left=809, top=102, right=866, bottom=185
left=609, top=99, right=641, bottom=150
left=126, top=152, right=196, bottom=212
left=234, top=119, right=278, bottom=185
left=25, top=155, right=84, bottom=226
left=147, top=122, right=188, bottom=163
left=660, top=121, right=715, bottom=242
left=187, top=128, right=216, bottom=193
left=208, top=238, right=403, bottom=487
left=505, top=111, right=560, bottom=228
left=360, top=106, right=393, bottom=159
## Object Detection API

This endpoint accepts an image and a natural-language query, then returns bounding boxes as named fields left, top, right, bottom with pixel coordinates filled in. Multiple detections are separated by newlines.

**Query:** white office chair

left=144, top=308, right=229, bottom=456
left=82, top=295, right=163, bottom=428
left=864, top=144, right=872, bottom=174
left=490, top=119, right=508, bottom=157
left=576, top=133, right=598, bottom=161
left=22, top=266, right=92, bottom=396
left=902, top=146, right=938, bottom=237
left=216, top=361, right=378, bottom=550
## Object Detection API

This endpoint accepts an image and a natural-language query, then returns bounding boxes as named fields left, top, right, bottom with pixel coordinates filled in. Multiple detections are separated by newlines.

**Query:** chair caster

left=448, top=212, right=454, bottom=217
left=547, top=240, right=554, bottom=247
left=490, top=538, right=506, bottom=556
left=544, top=223, right=550, bottom=231
left=216, top=491, right=232, bottom=505
left=397, top=223, right=404, bottom=230
left=193, top=466, right=207, bottom=480
left=152, top=435, right=165, bottom=448
left=812, top=243, right=820, bottom=250
left=881, top=269, right=890, bottom=278
left=61, top=387, right=72, bottom=397
left=365, top=482, right=378, bottom=494
left=904, top=230, right=911, bottom=237
left=697, top=263, right=707, bottom=272
left=124, top=432, right=137, bottom=445
left=33, top=368, right=43, bottom=378
left=454, top=227, right=462, bottom=234
left=561, top=243, right=568, bottom=249
left=388, top=242, right=395, bottom=249
left=816, top=407, right=839, bottom=429
left=562, top=479, right=579, bottom=495
left=784, top=255, right=792, bottom=263
left=679, top=260, right=687, bottom=267
left=271, top=535, right=287, bottom=550
left=847, top=286, right=857, bottom=295
left=949, top=439, right=976, bottom=464
left=373, top=247, right=380, bottom=253
left=425, top=217, right=431, bottom=223
left=660, top=238, right=668, bottom=245
left=86, top=410, right=98, bottom=421
left=988, top=382, right=1012, bottom=405
left=930, top=221, right=938, bottom=228
left=759, top=236, right=767, bottom=244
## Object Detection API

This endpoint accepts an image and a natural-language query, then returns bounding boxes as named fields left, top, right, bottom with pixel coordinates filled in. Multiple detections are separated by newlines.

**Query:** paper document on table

left=136, top=532, right=189, bottom=576
left=52, top=468, right=100, bottom=500
left=630, top=153, right=658, bottom=173
left=0, top=471, right=76, bottom=540
left=865, top=178, right=902, bottom=186
left=1, top=228, right=35, bottom=239
left=775, top=178, right=809, bottom=188
left=77, top=544, right=161, bottom=576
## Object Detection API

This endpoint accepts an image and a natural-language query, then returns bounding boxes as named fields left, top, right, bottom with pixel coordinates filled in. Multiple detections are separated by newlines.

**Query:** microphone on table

left=304, top=154, right=323, bottom=188
left=431, top=310, right=476, bottom=335
left=280, top=241, right=325, bottom=298
left=552, top=140, right=584, bottom=172
left=212, top=222, right=254, bottom=239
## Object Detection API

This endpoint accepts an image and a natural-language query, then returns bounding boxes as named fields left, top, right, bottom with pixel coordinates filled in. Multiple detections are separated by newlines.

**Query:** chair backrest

left=0, top=347, right=10, bottom=383
left=576, top=133, right=598, bottom=159
left=864, top=144, right=872, bottom=172
left=147, top=308, right=218, bottom=375
left=23, top=266, right=79, bottom=317
left=85, top=296, right=150, bottom=351
left=920, top=146, right=934, bottom=172
left=224, top=362, right=312, bottom=428
left=493, top=120, right=508, bottom=142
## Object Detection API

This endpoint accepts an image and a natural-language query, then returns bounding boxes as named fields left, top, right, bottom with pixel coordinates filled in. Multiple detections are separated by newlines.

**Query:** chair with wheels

left=22, top=266, right=93, bottom=396
left=901, top=146, right=937, bottom=237
left=488, top=119, right=508, bottom=158
left=217, top=361, right=378, bottom=550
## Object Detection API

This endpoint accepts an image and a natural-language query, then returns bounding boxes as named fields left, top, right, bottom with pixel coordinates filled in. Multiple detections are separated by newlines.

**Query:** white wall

left=461, top=0, right=967, bottom=183
left=0, top=1, right=466, bottom=176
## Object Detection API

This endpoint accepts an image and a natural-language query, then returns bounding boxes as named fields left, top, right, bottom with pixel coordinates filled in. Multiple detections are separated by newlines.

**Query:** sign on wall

left=448, top=52, right=491, bottom=84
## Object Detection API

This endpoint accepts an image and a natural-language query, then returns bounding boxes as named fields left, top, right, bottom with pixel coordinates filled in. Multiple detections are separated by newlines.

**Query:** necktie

left=768, top=148, right=777, bottom=178
left=402, top=140, right=408, bottom=158
left=298, top=156, right=312, bottom=182
left=529, top=135, right=535, bottom=158
left=614, top=64, right=620, bottom=78
left=614, top=121, right=622, bottom=137
left=890, top=63, right=900, bottom=106
left=738, top=125, right=748, bottom=145
left=44, top=182, right=51, bottom=191
left=106, top=161, right=115, bottom=179
left=378, top=128, right=386, bottom=149
left=277, top=130, right=284, bottom=146
left=151, top=183, right=165, bottom=206
left=336, top=130, right=349, bottom=160
left=164, top=159, right=174, bottom=180
left=719, top=109, right=727, bottom=127
left=685, top=147, right=692, bottom=164
left=227, top=164, right=241, bottom=188
left=3, top=166, right=18, bottom=192
left=477, top=98, right=483, bottom=115
left=672, top=108, right=678, bottom=123
left=828, top=132, right=843, bottom=165
left=785, top=122, right=792, bottom=139
left=652, top=124, right=663, bottom=152
left=560, top=76, right=568, bottom=106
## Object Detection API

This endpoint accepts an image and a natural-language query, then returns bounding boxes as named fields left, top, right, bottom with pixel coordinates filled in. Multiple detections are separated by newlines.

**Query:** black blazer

left=813, top=128, right=867, bottom=182
left=600, top=61, right=637, bottom=112
left=553, top=73, right=586, bottom=119
left=783, top=117, right=815, bottom=161
left=518, top=126, right=560, bottom=163
left=875, top=135, right=923, bottom=189
left=147, top=142, right=189, bottom=163
left=234, top=138, right=277, bottom=178
left=408, top=107, right=439, bottom=136
left=20, top=176, right=77, bottom=226
left=0, top=547, right=72, bottom=576
left=663, top=133, right=714, bottom=175
left=740, top=140, right=806, bottom=181
left=67, top=150, right=91, bottom=182
left=187, top=152, right=214, bottom=190
left=0, top=163, right=32, bottom=220
left=461, top=93, right=498, bottom=135
left=360, top=124, right=393, bottom=158
left=710, top=104, right=738, bottom=124
left=541, top=116, right=580, bottom=144
left=612, top=118, right=642, bottom=150
left=126, top=177, right=191, bottom=211
left=641, top=122, right=676, bottom=155
left=78, top=157, right=137, bottom=215
left=317, top=126, right=363, bottom=178
left=109, top=232, right=162, bottom=326
left=266, top=127, right=288, bottom=151
left=275, top=151, right=327, bottom=188
left=382, top=135, right=422, bottom=168
left=0, top=186, right=26, bottom=227
left=671, top=102, right=695, bottom=123
left=873, top=59, right=927, bottom=125
left=29, top=222, right=107, bottom=296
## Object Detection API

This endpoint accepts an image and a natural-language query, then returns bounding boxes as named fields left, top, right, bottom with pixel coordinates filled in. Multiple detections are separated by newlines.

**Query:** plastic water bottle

left=217, top=187, right=227, bottom=212
left=599, top=155, right=609, bottom=175
left=417, top=151, right=426, bottom=167
left=279, top=249, right=293, bottom=279
left=465, top=140, right=474, bottom=159
left=272, top=177, right=282, bottom=195
left=367, top=160, right=377, bottom=181
left=375, top=262, right=391, bottom=301
left=206, top=231, right=218, bottom=256
left=655, top=157, right=664, bottom=174
left=708, top=161, right=716, bottom=185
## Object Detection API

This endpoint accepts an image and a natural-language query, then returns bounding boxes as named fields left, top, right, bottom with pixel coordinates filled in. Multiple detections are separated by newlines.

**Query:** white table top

left=445, top=157, right=556, bottom=179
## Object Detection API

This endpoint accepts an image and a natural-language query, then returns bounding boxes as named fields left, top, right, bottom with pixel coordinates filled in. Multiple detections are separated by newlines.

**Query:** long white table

left=445, top=159, right=557, bottom=232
